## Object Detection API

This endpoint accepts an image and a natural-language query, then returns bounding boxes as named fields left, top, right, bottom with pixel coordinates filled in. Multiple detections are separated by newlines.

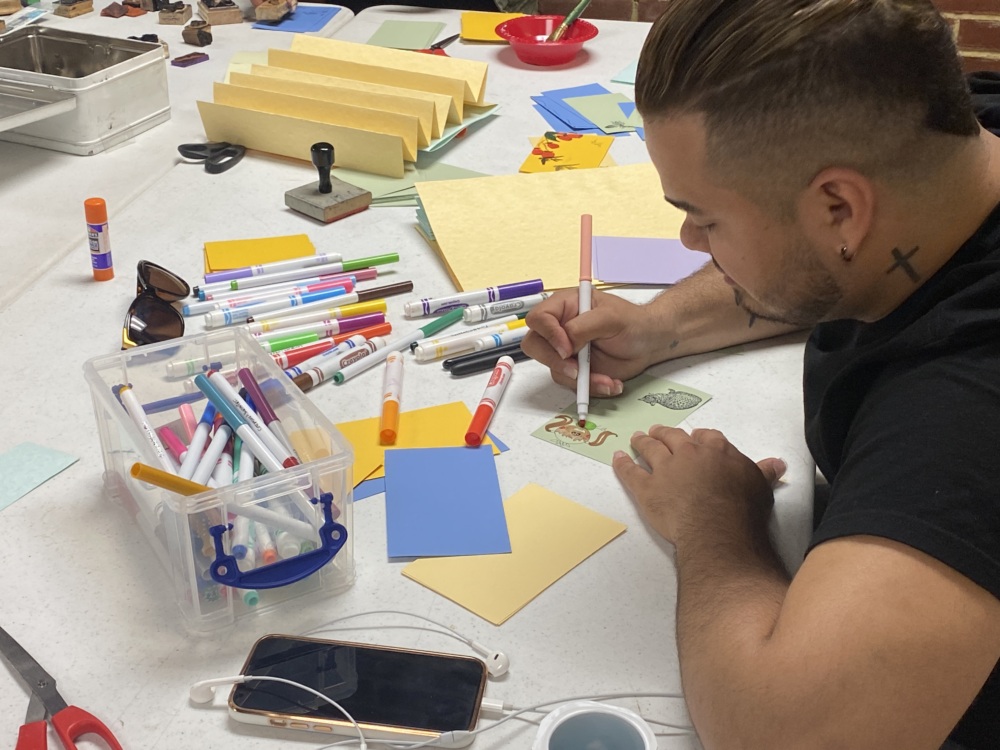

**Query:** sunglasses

left=122, top=261, right=191, bottom=349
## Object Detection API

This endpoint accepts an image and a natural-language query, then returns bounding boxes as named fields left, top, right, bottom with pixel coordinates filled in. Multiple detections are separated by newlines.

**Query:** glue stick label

left=88, top=222, right=113, bottom=271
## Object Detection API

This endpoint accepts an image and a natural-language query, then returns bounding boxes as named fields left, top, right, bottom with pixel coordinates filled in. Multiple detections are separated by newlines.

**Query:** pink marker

left=178, top=403, right=198, bottom=442
left=158, top=425, right=189, bottom=465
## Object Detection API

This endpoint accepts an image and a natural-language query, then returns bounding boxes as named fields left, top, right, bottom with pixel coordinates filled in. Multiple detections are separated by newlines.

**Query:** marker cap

left=465, top=403, right=494, bottom=447
left=379, top=401, right=399, bottom=445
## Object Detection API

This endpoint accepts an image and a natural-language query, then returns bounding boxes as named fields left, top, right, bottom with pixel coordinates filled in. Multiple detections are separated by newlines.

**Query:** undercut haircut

left=635, top=0, right=980, bottom=216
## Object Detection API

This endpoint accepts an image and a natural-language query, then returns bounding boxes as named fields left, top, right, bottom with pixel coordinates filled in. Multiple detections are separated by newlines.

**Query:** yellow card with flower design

left=519, top=131, right=615, bottom=173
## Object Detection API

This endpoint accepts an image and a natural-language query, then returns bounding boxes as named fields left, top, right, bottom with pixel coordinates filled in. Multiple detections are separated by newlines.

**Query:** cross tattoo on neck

left=885, top=246, right=921, bottom=283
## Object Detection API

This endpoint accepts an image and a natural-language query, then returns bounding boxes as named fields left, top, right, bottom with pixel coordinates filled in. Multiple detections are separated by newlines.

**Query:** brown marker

left=293, top=336, right=387, bottom=392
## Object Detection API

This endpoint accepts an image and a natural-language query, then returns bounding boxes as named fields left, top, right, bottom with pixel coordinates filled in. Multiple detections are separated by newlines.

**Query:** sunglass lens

left=123, top=295, right=184, bottom=348
left=139, top=261, right=190, bottom=302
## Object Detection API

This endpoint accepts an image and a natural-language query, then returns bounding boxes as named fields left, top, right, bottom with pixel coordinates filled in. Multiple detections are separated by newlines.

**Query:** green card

left=531, top=373, right=712, bottom=466
left=367, top=20, right=447, bottom=50
left=562, top=93, right=636, bottom=134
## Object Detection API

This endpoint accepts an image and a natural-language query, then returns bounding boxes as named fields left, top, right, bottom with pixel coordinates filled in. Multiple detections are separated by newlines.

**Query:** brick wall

left=936, top=0, right=1000, bottom=73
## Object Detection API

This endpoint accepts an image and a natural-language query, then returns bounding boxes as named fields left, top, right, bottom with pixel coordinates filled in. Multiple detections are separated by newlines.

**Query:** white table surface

left=0, top=6, right=813, bottom=749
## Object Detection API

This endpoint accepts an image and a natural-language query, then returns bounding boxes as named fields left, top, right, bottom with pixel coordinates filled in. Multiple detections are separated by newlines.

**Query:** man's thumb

left=756, top=457, right=787, bottom=488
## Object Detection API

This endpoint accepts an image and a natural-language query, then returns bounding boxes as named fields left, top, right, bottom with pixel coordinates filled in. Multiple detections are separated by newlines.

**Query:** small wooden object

left=182, top=20, right=212, bottom=46
left=285, top=143, right=372, bottom=224
left=124, top=4, right=146, bottom=15
left=53, top=0, right=94, bottom=17
left=159, top=1, right=191, bottom=23
left=196, top=0, right=241, bottom=24
left=253, top=0, right=294, bottom=21
left=101, top=1, right=126, bottom=16
left=172, top=51, right=209, bottom=67
left=0, top=0, right=19, bottom=16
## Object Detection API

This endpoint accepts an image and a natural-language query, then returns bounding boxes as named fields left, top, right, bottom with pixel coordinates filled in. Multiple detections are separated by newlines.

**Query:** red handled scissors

left=0, top=625, right=124, bottom=749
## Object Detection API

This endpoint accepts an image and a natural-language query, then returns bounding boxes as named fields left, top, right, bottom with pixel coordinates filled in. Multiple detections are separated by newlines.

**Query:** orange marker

left=84, top=197, right=115, bottom=281
left=465, top=355, right=514, bottom=447
left=379, top=351, right=403, bottom=444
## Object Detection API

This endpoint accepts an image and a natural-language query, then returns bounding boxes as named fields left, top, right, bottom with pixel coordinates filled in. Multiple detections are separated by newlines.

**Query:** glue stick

left=85, top=197, right=115, bottom=281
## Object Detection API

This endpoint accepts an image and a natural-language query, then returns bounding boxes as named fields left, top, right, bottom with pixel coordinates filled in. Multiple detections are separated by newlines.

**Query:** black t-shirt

left=803, top=92, right=1000, bottom=747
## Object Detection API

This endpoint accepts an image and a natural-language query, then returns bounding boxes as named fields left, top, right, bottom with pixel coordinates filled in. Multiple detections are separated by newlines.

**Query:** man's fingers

left=612, top=449, right=647, bottom=487
left=756, top=457, right=788, bottom=488
left=524, top=293, right=578, bottom=360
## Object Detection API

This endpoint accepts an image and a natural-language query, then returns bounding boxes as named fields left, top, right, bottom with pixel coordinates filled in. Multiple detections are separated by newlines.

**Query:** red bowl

left=495, top=15, right=599, bottom=66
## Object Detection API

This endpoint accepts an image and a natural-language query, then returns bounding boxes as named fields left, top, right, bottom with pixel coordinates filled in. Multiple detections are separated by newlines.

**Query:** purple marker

left=403, top=279, right=545, bottom=318
left=252, top=311, right=387, bottom=344
left=200, top=252, right=344, bottom=286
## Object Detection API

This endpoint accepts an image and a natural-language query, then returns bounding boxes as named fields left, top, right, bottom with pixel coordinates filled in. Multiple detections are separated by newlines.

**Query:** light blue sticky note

left=612, top=60, right=638, bottom=85
left=353, top=476, right=386, bottom=501
left=384, top=446, right=510, bottom=559
left=253, top=5, right=340, bottom=32
left=0, top=443, right=79, bottom=510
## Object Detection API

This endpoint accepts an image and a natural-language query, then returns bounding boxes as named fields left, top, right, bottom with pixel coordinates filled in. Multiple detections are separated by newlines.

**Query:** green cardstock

left=0, top=442, right=79, bottom=510
left=561, top=93, right=637, bottom=134
left=366, top=20, right=447, bottom=50
left=531, top=373, right=713, bottom=466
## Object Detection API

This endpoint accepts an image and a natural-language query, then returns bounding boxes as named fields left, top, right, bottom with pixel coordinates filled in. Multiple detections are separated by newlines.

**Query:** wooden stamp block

left=53, top=0, right=94, bottom=16
left=196, top=0, right=242, bottom=24
left=171, top=51, right=209, bottom=67
left=159, top=2, right=191, bottom=23
left=253, top=0, right=295, bottom=21
left=182, top=20, right=212, bottom=45
left=0, top=0, right=19, bottom=16
left=101, top=1, right=127, bottom=16
left=285, top=178, right=373, bottom=224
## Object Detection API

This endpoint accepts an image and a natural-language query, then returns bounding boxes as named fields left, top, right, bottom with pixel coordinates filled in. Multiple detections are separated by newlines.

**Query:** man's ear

left=799, top=167, right=876, bottom=262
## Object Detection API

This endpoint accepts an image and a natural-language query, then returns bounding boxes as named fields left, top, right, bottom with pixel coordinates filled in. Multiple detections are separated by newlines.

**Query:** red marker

left=465, top=356, right=515, bottom=447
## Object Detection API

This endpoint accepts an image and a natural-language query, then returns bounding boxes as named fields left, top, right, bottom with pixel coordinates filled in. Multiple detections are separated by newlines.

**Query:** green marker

left=227, top=252, right=400, bottom=292
left=333, top=307, right=465, bottom=384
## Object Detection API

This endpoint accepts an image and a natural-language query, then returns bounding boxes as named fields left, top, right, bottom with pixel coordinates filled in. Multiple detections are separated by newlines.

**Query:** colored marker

left=253, top=521, right=279, bottom=566
left=463, top=292, right=551, bottom=322
left=184, top=277, right=354, bottom=316
left=231, top=515, right=251, bottom=559
left=245, top=281, right=414, bottom=324
left=379, top=352, right=403, bottom=445
left=237, top=367, right=295, bottom=459
left=253, top=312, right=386, bottom=344
left=130, top=462, right=212, bottom=496
left=271, top=339, right=337, bottom=370
left=447, top=343, right=531, bottom=377
left=236, top=434, right=255, bottom=483
left=334, top=307, right=466, bottom=384
left=283, top=334, right=366, bottom=378
left=577, top=214, right=593, bottom=427
left=204, top=286, right=350, bottom=328
left=403, top=279, right=544, bottom=318
left=190, top=418, right=232, bottom=486
left=157, top=424, right=189, bottom=465
left=293, top=336, right=387, bottom=392
left=85, top=197, right=114, bottom=281
left=413, top=318, right=526, bottom=362
left=211, top=438, right=234, bottom=486
left=201, top=252, right=345, bottom=285
left=166, top=351, right=236, bottom=379
left=267, top=502, right=305, bottom=559
left=465, top=356, right=515, bottom=447
left=223, top=253, right=398, bottom=293
left=473, top=325, right=529, bottom=351
left=411, top=314, right=519, bottom=351
left=178, top=403, right=198, bottom=442
left=118, top=385, right=177, bottom=474
left=178, top=402, right=216, bottom=479
left=247, top=299, right=387, bottom=335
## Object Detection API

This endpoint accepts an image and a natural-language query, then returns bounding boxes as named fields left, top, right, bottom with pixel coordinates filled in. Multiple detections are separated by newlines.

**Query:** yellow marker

left=130, top=462, right=212, bottom=496
left=379, top=351, right=403, bottom=445
left=414, top=319, right=527, bottom=363
left=246, top=299, right=388, bottom=335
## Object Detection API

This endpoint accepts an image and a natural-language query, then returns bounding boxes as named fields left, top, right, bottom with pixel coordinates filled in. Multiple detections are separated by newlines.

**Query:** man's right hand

left=522, top=288, right=660, bottom=397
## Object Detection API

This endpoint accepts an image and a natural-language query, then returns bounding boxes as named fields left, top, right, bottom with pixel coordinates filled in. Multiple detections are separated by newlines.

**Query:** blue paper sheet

left=0, top=443, right=78, bottom=511
left=532, top=104, right=608, bottom=136
left=384, top=446, right=511, bottom=558
left=533, top=83, right=613, bottom=130
left=253, top=5, right=340, bottom=32
left=619, top=101, right=644, bottom=141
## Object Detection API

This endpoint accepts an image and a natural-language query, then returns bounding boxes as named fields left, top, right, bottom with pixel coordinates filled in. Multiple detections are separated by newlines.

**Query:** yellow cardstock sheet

left=197, top=101, right=406, bottom=178
left=271, top=48, right=466, bottom=124
left=203, top=234, right=315, bottom=273
left=414, top=163, right=686, bottom=290
left=290, top=34, right=488, bottom=106
left=460, top=11, right=525, bottom=42
left=519, top=132, right=615, bottom=173
left=402, top=483, right=627, bottom=625
left=335, top=402, right=499, bottom=483
left=241, top=67, right=436, bottom=146
left=214, top=81, right=421, bottom=162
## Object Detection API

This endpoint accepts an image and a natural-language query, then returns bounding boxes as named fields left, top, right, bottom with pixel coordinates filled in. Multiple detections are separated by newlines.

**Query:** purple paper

left=592, top=236, right=710, bottom=285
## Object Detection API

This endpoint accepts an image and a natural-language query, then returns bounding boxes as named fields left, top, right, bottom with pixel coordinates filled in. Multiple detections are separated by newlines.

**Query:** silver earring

left=839, top=245, right=851, bottom=262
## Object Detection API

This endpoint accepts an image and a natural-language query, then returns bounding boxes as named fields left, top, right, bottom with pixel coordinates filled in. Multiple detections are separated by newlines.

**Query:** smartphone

left=228, top=634, right=488, bottom=745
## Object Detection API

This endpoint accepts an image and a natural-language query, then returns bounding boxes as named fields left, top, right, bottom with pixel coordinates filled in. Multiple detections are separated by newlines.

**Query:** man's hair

left=635, top=0, right=980, bottom=214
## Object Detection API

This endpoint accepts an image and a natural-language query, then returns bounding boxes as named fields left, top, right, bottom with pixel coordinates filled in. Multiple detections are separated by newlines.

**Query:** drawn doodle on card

left=544, top=414, right=617, bottom=447
left=638, top=390, right=702, bottom=410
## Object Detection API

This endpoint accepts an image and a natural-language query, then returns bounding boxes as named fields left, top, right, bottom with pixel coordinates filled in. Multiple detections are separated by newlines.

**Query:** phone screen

left=231, top=635, right=487, bottom=732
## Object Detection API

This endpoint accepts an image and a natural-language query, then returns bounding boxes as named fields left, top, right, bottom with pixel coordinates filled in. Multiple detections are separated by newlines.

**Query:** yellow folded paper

left=403, top=483, right=627, bottom=625
left=460, top=11, right=525, bottom=42
left=335, top=402, right=499, bottom=483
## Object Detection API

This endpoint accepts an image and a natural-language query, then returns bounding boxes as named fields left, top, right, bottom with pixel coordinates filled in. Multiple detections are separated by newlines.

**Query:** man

left=522, top=1, right=1000, bottom=747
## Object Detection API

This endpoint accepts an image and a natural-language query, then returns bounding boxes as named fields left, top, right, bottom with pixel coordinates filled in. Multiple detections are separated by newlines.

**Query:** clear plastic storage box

left=83, top=328, right=355, bottom=635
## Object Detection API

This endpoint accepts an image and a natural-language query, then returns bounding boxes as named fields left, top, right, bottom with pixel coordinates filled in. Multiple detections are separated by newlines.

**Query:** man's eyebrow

left=664, top=195, right=703, bottom=215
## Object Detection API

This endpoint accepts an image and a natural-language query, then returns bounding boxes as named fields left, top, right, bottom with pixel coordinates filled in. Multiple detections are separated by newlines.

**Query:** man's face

left=644, top=115, right=844, bottom=327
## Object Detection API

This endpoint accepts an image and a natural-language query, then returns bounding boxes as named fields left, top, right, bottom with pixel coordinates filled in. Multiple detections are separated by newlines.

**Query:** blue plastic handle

left=208, top=492, right=347, bottom=589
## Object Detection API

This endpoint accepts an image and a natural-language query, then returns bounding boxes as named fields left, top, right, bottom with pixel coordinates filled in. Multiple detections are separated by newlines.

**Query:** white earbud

left=467, top=641, right=510, bottom=677
left=189, top=675, right=247, bottom=704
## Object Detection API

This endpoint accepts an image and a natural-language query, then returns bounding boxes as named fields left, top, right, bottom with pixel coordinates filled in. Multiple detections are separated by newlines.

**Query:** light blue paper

left=354, top=476, right=386, bottom=501
left=619, top=102, right=645, bottom=141
left=384, top=446, right=511, bottom=558
left=0, top=443, right=78, bottom=511
left=612, top=60, right=638, bottom=85
left=252, top=5, right=340, bottom=32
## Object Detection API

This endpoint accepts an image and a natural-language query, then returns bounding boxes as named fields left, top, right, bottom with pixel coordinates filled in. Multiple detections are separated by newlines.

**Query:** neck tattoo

left=885, top=246, right=921, bottom=283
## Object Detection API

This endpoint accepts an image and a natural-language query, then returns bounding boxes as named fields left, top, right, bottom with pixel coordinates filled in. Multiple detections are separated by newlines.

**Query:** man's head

left=635, top=0, right=981, bottom=325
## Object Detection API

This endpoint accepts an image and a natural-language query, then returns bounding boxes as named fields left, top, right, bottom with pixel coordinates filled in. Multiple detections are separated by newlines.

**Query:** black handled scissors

left=178, top=141, right=246, bottom=174
left=0, top=625, right=124, bottom=749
